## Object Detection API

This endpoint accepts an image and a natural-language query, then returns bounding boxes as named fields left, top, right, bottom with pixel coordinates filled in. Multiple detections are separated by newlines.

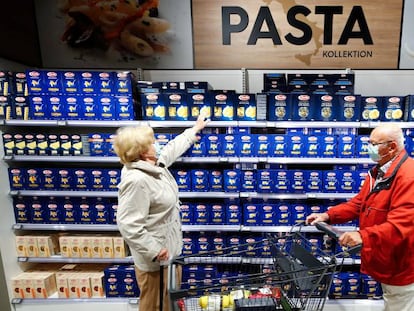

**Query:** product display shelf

left=1, top=119, right=382, bottom=311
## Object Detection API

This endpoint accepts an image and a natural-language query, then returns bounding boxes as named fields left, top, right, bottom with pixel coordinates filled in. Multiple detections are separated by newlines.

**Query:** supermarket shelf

left=12, top=223, right=119, bottom=231
left=4, top=155, right=120, bottom=163
left=10, top=190, right=356, bottom=199
left=4, top=119, right=414, bottom=129
left=11, top=296, right=138, bottom=305
left=241, top=225, right=358, bottom=233
left=17, top=256, right=134, bottom=264
left=182, top=225, right=241, bottom=232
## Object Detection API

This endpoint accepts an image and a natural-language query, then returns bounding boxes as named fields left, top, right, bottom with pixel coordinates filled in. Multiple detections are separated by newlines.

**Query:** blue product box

left=305, top=170, right=323, bottom=192
left=256, top=169, right=273, bottom=193
left=267, top=93, right=291, bottom=121
left=355, top=135, right=370, bottom=158
left=185, top=81, right=209, bottom=93
left=241, top=170, right=257, bottom=192
left=330, top=273, right=345, bottom=298
left=44, top=71, right=63, bottom=94
left=91, top=169, right=106, bottom=191
left=263, top=73, right=287, bottom=93
left=222, top=134, right=237, bottom=157
left=104, top=266, right=122, bottom=297
left=308, top=203, right=325, bottom=215
left=185, top=133, right=206, bottom=157
left=13, top=196, right=31, bottom=223
left=226, top=204, right=241, bottom=225
left=26, top=168, right=41, bottom=190
left=61, top=71, right=80, bottom=94
left=337, top=95, right=361, bottom=121
left=321, top=135, right=336, bottom=158
left=82, top=96, right=99, bottom=120
left=360, top=96, right=383, bottom=121
left=269, top=134, right=288, bottom=157
left=287, top=74, right=310, bottom=93
left=166, top=92, right=189, bottom=121
left=26, top=70, right=46, bottom=95
left=343, top=272, right=360, bottom=296
left=78, top=197, right=94, bottom=224
left=237, top=134, right=255, bottom=157
left=209, top=170, right=223, bottom=192
left=261, top=204, right=276, bottom=226
left=64, top=96, right=82, bottom=120
left=244, top=203, right=259, bottom=226
left=243, top=236, right=261, bottom=257
left=338, top=170, right=356, bottom=193
left=96, top=71, right=115, bottom=94
left=29, top=95, right=49, bottom=119
left=383, top=96, right=405, bottom=121
left=275, top=202, right=291, bottom=225
left=356, top=170, right=369, bottom=191
left=98, top=96, right=116, bottom=120
left=291, top=202, right=307, bottom=225
left=115, top=95, right=135, bottom=120
left=212, top=90, right=236, bottom=121
left=287, top=133, right=305, bottom=157
left=31, top=197, right=46, bottom=223
left=0, top=95, right=11, bottom=120
left=291, top=94, right=314, bottom=121
left=182, top=234, right=197, bottom=256
left=205, top=134, right=221, bottom=157
left=197, top=234, right=211, bottom=254
left=323, top=171, right=339, bottom=193
left=180, top=203, right=193, bottom=224
left=290, top=170, right=306, bottom=193
left=73, top=168, right=89, bottom=191
left=62, top=197, right=77, bottom=223
left=235, top=93, right=256, bottom=121
left=9, top=168, right=25, bottom=190
left=141, top=93, right=165, bottom=120
left=405, top=95, right=414, bottom=121
left=79, top=71, right=98, bottom=94
left=45, top=196, right=61, bottom=223
left=93, top=198, right=109, bottom=224
left=106, top=169, right=120, bottom=191
left=256, top=134, right=270, bottom=157
left=304, top=135, right=322, bottom=157
left=227, top=235, right=241, bottom=255
left=337, top=134, right=355, bottom=158
left=361, top=274, right=382, bottom=298
left=42, top=168, right=58, bottom=190
left=210, top=204, right=226, bottom=225
left=88, top=133, right=107, bottom=156
left=187, top=92, right=212, bottom=121
left=57, top=168, right=74, bottom=190
left=14, top=96, right=29, bottom=120
left=108, top=199, right=118, bottom=224
left=223, top=169, right=241, bottom=192
left=274, top=169, right=290, bottom=193
left=175, top=170, right=191, bottom=192
left=191, top=169, right=209, bottom=192
left=313, top=94, right=337, bottom=121
left=113, top=71, right=133, bottom=95
left=120, top=266, right=139, bottom=297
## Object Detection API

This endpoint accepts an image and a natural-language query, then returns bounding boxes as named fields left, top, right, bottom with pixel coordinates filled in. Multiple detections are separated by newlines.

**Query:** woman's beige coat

left=116, top=128, right=198, bottom=271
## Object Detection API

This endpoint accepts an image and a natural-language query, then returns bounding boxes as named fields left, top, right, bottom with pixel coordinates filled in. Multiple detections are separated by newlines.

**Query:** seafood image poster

left=35, top=0, right=194, bottom=69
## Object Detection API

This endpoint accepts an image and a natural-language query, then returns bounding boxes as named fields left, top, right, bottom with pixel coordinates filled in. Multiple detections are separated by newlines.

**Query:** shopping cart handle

left=314, top=222, right=343, bottom=239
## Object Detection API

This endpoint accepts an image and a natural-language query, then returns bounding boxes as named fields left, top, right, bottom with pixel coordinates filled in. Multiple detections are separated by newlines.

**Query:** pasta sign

left=192, top=0, right=403, bottom=69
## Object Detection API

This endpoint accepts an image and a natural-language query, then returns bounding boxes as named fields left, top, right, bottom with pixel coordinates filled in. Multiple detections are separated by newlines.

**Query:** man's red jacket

left=327, top=150, right=414, bottom=285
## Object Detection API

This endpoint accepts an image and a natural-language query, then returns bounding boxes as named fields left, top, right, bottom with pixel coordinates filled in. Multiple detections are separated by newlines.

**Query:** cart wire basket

left=168, top=230, right=338, bottom=311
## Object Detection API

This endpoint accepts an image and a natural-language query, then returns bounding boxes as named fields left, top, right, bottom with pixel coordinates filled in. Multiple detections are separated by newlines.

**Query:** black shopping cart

left=167, top=224, right=360, bottom=311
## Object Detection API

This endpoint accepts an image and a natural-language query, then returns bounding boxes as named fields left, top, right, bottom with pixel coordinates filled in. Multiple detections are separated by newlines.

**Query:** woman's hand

left=193, top=112, right=210, bottom=132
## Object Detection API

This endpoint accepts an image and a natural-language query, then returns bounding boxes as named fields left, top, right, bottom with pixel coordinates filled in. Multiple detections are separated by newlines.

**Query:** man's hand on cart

left=305, top=212, right=330, bottom=225
left=339, top=231, right=362, bottom=248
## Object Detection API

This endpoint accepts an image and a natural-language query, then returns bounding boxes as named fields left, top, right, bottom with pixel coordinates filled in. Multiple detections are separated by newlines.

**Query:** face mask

left=367, top=143, right=381, bottom=162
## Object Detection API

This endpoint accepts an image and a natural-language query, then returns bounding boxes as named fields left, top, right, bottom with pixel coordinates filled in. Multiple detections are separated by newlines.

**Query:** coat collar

left=125, top=160, right=163, bottom=177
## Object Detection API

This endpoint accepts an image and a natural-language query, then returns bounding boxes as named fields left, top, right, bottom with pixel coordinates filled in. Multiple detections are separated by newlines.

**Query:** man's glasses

left=369, top=140, right=393, bottom=146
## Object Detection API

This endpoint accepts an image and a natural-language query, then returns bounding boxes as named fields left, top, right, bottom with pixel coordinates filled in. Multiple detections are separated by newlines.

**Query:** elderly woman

left=113, top=114, right=209, bottom=311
